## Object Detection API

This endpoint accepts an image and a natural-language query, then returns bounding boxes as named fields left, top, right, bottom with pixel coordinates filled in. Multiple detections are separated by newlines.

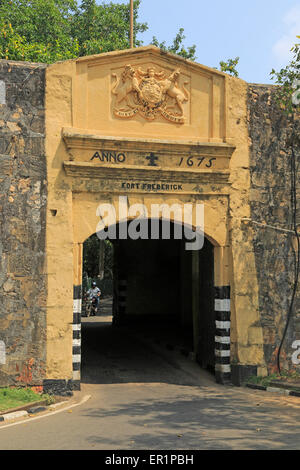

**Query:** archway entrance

left=42, top=47, right=269, bottom=395
left=78, top=219, right=223, bottom=386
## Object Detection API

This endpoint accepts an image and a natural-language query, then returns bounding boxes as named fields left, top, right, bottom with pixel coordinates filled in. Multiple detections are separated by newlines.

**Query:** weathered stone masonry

left=248, top=84, right=300, bottom=374
left=0, top=61, right=47, bottom=387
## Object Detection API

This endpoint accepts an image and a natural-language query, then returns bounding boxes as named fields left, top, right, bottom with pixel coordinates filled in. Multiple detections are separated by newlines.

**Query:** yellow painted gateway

left=44, top=46, right=266, bottom=390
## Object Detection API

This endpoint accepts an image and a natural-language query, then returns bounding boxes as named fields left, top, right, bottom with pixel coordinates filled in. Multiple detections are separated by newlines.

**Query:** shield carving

left=112, top=65, right=189, bottom=123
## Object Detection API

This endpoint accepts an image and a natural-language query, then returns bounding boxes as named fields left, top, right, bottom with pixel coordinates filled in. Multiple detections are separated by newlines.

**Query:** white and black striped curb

left=246, top=383, right=300, bottom=397
left=0, top=400, right=69, bottom=422
left=0, top=410, right=29, bottom=422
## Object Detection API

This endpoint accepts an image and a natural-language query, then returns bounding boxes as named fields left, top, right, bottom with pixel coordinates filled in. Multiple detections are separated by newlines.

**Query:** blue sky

left=100, top=0, right=300, bottom=84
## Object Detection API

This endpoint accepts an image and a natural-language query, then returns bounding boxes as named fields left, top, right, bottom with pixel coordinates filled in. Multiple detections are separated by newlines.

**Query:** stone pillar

left=214, top=286, right=231, bottom=384
left=72, top=242, right=83, bottom=389
left=214, top=246, right=231, bottom=384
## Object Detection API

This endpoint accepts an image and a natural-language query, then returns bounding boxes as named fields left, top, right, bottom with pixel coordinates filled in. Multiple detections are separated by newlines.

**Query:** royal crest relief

left=112, top=65, right=189, bottom=124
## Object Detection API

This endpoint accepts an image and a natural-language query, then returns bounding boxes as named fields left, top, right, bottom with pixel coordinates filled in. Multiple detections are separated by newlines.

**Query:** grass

left=247, top=373, right=280, bottom=388
left=247, top=370, right=300, bottom=388
left=0, top=387, right=55, bottom=413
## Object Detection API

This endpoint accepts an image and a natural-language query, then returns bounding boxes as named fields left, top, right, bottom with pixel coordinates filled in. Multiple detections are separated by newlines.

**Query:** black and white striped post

left=214, top=286, right=231, bottom=384
left=72, top=285, right=82, bottom=389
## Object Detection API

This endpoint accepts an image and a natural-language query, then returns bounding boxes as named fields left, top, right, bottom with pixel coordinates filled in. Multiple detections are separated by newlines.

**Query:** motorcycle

left=85, top=296, right=98, bottom=317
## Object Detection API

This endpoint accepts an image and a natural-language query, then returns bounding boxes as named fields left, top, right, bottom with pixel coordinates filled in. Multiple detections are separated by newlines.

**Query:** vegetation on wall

left=219, top=56, right=239, bottom=77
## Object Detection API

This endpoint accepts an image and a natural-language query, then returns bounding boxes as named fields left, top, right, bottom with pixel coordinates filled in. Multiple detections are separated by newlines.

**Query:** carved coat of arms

left=112, top=65, right=189, bottom=124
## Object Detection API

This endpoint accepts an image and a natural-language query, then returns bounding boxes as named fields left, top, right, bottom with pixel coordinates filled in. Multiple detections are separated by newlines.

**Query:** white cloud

left=272, top=4, right=300, bottom=66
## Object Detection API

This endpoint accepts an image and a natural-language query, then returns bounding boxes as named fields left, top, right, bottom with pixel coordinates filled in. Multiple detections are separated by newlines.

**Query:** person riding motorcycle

left=86, top=282, right=101, bottom=315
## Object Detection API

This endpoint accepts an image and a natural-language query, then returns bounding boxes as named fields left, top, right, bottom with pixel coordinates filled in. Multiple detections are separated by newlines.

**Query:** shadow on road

left=82, top=387, right=300, bottom=450
left=81, top=298, right=214, bottom=387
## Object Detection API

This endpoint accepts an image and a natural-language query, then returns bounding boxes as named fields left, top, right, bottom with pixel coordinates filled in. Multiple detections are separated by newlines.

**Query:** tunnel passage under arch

left=74, top=219, right=231, bottom=387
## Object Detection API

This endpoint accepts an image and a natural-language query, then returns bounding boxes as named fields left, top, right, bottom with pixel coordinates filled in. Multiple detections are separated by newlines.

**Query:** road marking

left=0, top=394, right=91, bottom=430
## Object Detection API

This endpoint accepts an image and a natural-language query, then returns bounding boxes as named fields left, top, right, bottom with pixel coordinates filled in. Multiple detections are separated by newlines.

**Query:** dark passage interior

left=81, top=220, right=215, bottom=383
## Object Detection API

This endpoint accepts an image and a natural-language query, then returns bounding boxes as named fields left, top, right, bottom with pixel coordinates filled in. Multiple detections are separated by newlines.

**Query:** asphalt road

left=1, top=299, right=300, bottom=450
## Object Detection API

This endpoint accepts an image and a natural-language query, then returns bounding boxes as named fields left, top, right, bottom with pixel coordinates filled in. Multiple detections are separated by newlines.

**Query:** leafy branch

left=270, top=36, right=300, bottom=114
left=151, top=28, right=197, bottom=61
left=219, top=57, right=239, bottom=77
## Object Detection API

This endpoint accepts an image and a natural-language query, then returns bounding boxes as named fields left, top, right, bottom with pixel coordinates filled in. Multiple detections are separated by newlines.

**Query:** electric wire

left=276, top=113, right=300, bottom=374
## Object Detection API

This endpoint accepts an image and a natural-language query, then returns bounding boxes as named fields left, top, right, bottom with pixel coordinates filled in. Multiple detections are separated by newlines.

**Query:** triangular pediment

left=76, top=45, right=225, bottom=79
left=53, top=46, right=228, bottom=143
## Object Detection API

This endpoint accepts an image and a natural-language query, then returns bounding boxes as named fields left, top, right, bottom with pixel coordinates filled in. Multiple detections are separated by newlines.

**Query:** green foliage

left=71, top=0, right=147, bottom=57
left=219, top=57, right=239, bottom=77
left=83, top=234, right=113, bottom=279
left=0, top=0, right=79, bottom=62
left=0, top=387, right=47, bottom=412
left=0, top=0, right=196, bottom=63
left=103, top=240, right=113, bottom=279
left=83, top=234, right=100, bottom=278
left=151, top=28, right=196, bottom=61
left=270, top=36, right=300, bottom=114
left=247, top=370, right=300, bottom=388
left=43, top=394, right=56, bottom=405
left=247, top=373, right=279, bottom=388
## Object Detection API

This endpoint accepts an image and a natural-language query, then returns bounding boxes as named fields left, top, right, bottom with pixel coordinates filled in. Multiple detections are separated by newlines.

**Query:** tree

left=71, top=0, right=147, bottom=57
left=151, top=28, right=196, bottom=61
left=270, top=36, right=300, bottom=114
left=219, top=57, right=239, bottom=77
left=83, top=234, right=113, bottom=280
left=0, top=0, right=195, bottom=63
left=0, top=0, right=79, bottom=62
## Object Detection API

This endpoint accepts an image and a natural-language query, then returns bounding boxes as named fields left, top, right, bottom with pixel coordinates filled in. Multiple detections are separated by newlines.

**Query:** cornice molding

left=63, top=161, right=230, bottom=184
left=62, top=128, right=236, bottom=159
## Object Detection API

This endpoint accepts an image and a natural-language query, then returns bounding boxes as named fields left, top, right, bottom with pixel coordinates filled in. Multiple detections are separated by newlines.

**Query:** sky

left=100, top=0, right=300, bottom=84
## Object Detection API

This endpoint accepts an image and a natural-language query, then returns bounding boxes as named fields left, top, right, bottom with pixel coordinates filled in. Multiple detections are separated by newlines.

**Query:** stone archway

left=71, top=203, right=231, bottom=388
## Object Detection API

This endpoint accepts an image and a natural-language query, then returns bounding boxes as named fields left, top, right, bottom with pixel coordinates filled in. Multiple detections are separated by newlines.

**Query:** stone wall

left=0, top=60, right=47, bottom=387
left=248, top=84, right=300, bottom=374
